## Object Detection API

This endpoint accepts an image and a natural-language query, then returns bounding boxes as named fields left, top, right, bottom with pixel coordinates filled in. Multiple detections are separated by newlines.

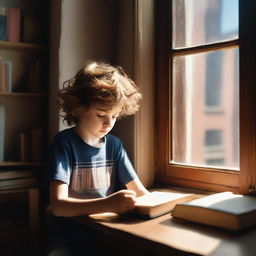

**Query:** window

left=156, top=0, right=256, bottom=193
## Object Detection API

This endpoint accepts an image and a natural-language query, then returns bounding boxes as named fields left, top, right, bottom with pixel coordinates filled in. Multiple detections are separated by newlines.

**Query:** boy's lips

left=100, top=130, right=109, bottom=133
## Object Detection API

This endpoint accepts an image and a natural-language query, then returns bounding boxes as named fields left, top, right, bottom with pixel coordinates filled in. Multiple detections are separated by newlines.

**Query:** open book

left=171, top=192, right=256, bottom=231
left=89, top=191, right=196, bottom=220
left=133, top=191, right=196, bottom=218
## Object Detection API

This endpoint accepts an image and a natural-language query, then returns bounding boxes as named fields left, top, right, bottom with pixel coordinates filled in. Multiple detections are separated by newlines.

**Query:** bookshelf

left=0, top=0, right=49, bottom=254
left=0, top=40, right=48, bottom=50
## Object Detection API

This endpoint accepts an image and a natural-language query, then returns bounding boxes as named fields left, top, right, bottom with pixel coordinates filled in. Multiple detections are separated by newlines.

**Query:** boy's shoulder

left=106, top=133, right=123, bottom=146
left=52, top=128, right=75, bottom=143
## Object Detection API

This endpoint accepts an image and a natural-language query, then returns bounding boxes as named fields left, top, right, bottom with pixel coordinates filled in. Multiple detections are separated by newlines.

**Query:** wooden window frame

left=156, top=0, right=256, bottom=194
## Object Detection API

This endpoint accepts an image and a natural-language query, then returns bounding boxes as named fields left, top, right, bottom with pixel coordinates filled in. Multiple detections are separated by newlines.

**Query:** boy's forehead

left=91, top=104, right=122, bottom=112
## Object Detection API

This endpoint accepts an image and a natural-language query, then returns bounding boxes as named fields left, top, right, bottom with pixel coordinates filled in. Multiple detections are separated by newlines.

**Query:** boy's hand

left=105, top=190, right=136, bottom=214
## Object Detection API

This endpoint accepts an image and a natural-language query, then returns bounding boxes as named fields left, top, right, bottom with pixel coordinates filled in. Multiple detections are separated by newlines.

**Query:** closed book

left=172, top=192, right=256, bottom=231
left=0, top=58, right=2, bottom=91
left=0, top=105, right=5, bottom=162
left=0, top=176, right=37, bottom=190
left=7, top=7, right=20, bottom=42
left=1, top=61, right=7, bottom=92
left=18, top=131, right=29, bottom=161
left=0, top=170, right=34, bottom=180
left=0, top=7, right=7, bottom=41
left=3, top=60, right=12, bottom=92
left=133, top=191, right=196, bottom=218
left=22, top=15, right=39, bottom=43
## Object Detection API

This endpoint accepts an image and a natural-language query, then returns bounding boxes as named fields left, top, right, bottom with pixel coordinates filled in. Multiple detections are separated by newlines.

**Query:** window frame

left=156, top=0, right=256, bottom=194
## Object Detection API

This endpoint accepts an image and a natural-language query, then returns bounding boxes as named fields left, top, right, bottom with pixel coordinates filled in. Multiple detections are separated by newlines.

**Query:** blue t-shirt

left=47, top=128, right=138, bottom=199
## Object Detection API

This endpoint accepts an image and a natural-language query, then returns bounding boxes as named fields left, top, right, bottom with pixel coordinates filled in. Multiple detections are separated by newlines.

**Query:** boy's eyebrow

left=96, top=108, right=109, bottom=112
left=96, top=108, right=121, bottom=113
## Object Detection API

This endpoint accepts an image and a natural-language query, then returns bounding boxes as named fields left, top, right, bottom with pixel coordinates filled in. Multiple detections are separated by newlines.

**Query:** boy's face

left=78, top=104, right=121, bottom=139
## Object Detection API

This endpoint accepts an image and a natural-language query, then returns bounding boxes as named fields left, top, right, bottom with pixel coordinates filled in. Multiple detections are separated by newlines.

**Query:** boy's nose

left=103, top=117, right=112, bottom=127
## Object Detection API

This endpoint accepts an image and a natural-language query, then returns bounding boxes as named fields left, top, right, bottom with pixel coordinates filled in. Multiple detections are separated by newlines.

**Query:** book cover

left=0, top=7, right=7, bottom=41
left=0, top=170, right=34, bottom=180
left=0, top=58, right=2, bottom=91
left=18, top=131, right=29, bottom=161
left=172, top=192, right=256, bottom=231
left=0, top=176, right=37, bottom=190
left=0, top=105, right=5, bottom=162
left=22, top=15, right=39, bottom=43
left=3, top=60, right=12, bottom=92
left=7, top=7, right=20, bottom=42
left=1, top=61, right=7, bottom=92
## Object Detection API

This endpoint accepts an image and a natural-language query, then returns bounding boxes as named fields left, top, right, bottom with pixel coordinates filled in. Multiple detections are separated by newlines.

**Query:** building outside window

left=156, top=0, right=256, bottom=193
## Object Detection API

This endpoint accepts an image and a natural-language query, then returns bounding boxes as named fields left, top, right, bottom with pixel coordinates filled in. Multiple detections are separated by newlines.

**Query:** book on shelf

left=0, top=170, right=34, bottom=180
left=0, top=6, right=20, bottom=42
left=18, top=131, right=29, bottom=161
left=0, top=7, right=7, bottom=41
left=0, top=176, right=37, bottom=190
left=22, top=14, right=39, bottom=43
left=171, top=192, right=256, bottom=231
left=7, top=7, right=20, bottom=42
left=0, top=105, right=5, bottom=162
left=0, top=59, right=12, bottom=92
left=133, top=191, right=197, bottom=218
left=0, top=167, right=37, bottom=190
left=18, top=127, right=43, bottom=162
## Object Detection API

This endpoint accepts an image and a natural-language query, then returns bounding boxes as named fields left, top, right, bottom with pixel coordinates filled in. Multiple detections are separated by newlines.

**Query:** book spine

left=18, top=131, right=29, bottom=161
left=0, top=58, right=2, bottom=92
left=0, top=170, right=34, bottom=180
left=7, top=8, right=20, bottom=42
left=0, top=105, right=5, bottom=162
left=7, top=60, right=12, bottom=92
left=1, top=62, right=7, bottom=92
left=2, top=60, right=12, bottom=92
left=0, top=177, right=37, bottom=190
left=18, top=127, right=43, bottom=162
left=0, top=7, right=7, bottom=41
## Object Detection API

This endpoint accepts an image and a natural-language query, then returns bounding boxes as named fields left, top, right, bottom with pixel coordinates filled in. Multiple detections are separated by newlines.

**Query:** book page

left=135, top=191, right=194, bottom=207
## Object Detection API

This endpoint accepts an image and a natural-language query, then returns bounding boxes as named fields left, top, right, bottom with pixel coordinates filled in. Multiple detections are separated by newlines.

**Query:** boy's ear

left=72, top=106, right=88, bottom=117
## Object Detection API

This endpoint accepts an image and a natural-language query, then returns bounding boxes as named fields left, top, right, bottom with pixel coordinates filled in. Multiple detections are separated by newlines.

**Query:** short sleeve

left=116, top=141, right=138, bottom=186
left=46, top=139, right=73, bottom=185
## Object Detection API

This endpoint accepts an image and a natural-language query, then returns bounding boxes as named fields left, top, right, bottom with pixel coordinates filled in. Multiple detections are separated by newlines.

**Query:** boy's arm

left=126, top=177, right=150, bottom=197
left=49, top=180, right=136, bottom=217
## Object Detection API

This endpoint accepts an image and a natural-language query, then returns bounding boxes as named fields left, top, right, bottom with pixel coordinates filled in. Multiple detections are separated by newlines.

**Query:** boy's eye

left=97, top=114, right=105, bottom=118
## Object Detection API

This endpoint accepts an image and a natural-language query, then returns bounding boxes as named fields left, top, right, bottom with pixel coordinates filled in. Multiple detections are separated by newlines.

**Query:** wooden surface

left=72, top=212, right=256, bottom=256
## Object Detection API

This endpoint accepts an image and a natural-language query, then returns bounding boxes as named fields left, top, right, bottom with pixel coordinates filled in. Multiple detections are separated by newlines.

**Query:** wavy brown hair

left=58, top=61, right=142, bottom=126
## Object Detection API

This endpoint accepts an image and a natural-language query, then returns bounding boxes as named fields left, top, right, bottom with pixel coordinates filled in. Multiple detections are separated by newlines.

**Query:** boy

left=46, top=61, right=149, bottom=255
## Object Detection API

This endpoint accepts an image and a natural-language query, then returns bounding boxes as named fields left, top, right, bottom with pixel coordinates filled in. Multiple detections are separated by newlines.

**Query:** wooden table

left=72, top=212, right=256, bottom=256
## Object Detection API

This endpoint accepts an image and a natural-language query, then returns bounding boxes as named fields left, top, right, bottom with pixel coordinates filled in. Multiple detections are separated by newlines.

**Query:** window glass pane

left=172, top=48, right=239, bottom=170
left=172, top=0, right=239, bottom=49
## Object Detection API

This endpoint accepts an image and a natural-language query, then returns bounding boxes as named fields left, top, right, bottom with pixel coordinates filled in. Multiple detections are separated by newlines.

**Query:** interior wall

left=49, top=0, right=119, bottom=137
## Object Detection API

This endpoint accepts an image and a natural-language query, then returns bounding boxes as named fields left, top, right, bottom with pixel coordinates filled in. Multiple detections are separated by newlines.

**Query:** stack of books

left=0, top=169, right=37, bottom=190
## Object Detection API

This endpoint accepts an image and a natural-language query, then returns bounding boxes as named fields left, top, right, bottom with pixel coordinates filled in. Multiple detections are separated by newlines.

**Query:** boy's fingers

left=123, top=189, right=136, bottom=196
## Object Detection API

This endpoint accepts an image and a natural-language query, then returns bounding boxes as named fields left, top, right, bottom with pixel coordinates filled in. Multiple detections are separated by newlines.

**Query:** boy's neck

left=74, top=126, right=104, bottom=148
